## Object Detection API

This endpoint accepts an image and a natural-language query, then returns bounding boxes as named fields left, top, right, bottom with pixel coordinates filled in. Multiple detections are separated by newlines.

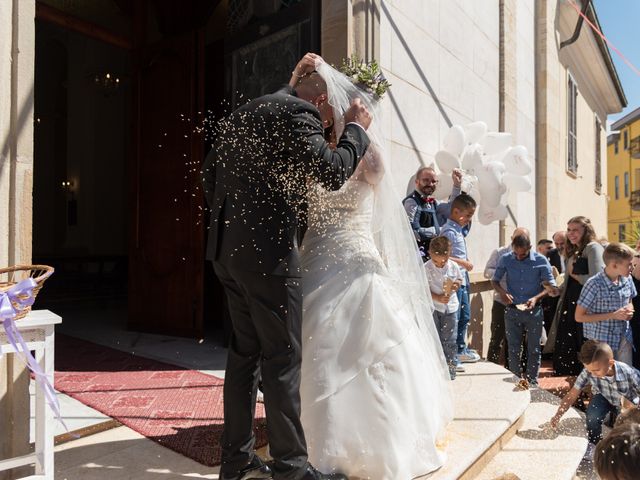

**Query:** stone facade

left=0, top=0, right=627, bottom=459
left=0, top=0, right=35, bottom=476
left=371, top=0, right=622, bottom=355
left=536, top=0, right=621, bottom=241
left=376, top=0, right=539, bottom=354
left=607, top=107, right=640, bottom=244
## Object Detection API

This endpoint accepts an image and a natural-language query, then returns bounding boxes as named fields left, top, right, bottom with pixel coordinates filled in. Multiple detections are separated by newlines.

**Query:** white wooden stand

left=0, top=310, right=61, bottom=480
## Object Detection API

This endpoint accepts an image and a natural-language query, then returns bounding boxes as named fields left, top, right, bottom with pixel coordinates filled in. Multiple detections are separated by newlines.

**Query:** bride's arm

left=355, top=144, right=385, bottom=185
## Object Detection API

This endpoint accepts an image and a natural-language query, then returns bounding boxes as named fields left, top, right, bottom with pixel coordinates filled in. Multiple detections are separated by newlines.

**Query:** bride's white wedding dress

left=300, top=177, right=453, bottom=480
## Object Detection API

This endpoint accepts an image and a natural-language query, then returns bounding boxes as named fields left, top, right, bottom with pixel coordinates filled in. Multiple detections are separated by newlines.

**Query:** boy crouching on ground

left=550, top=340, right=640, bottom=456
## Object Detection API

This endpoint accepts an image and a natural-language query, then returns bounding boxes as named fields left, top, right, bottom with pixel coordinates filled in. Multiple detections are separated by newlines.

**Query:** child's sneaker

left=458, top=348, right=481, bottom=363
left=455, top=363, right=466, bottom=373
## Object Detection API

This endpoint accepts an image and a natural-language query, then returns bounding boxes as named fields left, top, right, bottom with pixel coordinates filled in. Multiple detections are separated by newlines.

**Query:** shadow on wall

left=380, top=1, right=452, bottom=129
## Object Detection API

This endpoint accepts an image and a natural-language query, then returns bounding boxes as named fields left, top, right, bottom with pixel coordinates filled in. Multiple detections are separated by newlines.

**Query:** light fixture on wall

left=61, top=180, right=77, bottom=226
left=92, top=72, right=121, bottom=97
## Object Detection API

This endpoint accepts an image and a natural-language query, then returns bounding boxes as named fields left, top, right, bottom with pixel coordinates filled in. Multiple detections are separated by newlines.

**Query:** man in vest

left=403, top=166, right=465, bottom=261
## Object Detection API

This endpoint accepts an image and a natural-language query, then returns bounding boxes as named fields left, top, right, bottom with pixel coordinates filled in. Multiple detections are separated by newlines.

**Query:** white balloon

left=460, top=173, right=478, bottom=194
left=461, top=144, right=483, bottom=172
left=477, top=161, right=504, bottom=207
left=476, top=161, right=505, bottom=182
left=477, top=203, right=509, bottom=225
left=464, top=121, right=488, bottom=144
left=479, top=186, right=502, bottom=208
left=503, top=173, right=532, bottom=192
left=467, top=182, right=481, bottom=202
left=487, top=160, right=506, bottom=174
left=501, top=145, right=532, bottom=176
left=434, top=173, right=454, bottom=200
left=443, top=125, right=466, bottom=156
left=435, top=150, right=461, bottom=174
left=482, top=132, right=512, bottom=156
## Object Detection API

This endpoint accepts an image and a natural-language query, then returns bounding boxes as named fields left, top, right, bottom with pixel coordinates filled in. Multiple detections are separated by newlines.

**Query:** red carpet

left=54, top=335, right=267, bottom=466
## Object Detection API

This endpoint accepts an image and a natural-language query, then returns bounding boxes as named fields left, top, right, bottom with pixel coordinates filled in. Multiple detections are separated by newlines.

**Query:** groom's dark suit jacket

left=202, top=85, right=370, bottom=277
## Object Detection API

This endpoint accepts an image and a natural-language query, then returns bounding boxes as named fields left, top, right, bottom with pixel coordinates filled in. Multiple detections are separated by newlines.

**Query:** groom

left=202, top=53, right=372, bottom=480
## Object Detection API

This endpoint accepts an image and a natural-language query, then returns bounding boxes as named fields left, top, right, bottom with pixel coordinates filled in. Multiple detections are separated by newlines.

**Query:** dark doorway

left=33, top=0, right=320, bottom=344
left=33, top=17, right=131, bottom=316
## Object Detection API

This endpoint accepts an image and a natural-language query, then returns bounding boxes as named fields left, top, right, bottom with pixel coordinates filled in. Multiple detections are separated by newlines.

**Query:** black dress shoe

left=220, top=457, right=272, bottom=480
left=298, top=464, right=348, bottom=480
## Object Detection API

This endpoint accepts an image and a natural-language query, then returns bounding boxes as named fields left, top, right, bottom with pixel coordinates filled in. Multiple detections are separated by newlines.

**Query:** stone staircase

left=422, top=361, right=589, bottom=480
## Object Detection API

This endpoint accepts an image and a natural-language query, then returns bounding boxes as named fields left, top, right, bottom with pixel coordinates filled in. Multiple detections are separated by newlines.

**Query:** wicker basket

left=0, top=265, right=54, bottom=321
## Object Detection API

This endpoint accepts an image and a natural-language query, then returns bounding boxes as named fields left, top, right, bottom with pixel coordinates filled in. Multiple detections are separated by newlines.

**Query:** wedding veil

left=315, top=59, right=453, bottom=390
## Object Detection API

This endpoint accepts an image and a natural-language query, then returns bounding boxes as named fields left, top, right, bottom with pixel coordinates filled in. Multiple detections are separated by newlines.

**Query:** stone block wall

left=0, top=0, right=35, bottom=477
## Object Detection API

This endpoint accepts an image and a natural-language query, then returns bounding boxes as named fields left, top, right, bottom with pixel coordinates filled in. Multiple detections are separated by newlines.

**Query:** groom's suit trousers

left=213, top=262, right=308, bottom=479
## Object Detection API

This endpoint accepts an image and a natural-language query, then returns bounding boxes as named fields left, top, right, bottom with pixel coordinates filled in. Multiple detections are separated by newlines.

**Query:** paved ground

left=42, top=309, right=594, bottom=479
left=55, top=426, right=219, bottom=480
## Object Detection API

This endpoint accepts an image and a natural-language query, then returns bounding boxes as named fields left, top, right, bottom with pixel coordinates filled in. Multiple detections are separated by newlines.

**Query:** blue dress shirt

left=492, top=250, right=555, bottom=305
left=440, top=219, right=469, bottom=285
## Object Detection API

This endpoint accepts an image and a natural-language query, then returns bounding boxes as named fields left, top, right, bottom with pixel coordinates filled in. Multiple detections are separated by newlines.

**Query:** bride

left=299, top=60, right=454, bottom=479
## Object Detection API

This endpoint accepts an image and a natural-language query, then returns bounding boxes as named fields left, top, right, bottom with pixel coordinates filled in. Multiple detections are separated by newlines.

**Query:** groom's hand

left=344, top=98, right=372, bottom=130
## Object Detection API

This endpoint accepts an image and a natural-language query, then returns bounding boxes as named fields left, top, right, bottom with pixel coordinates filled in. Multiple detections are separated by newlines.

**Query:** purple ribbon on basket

left=1, top=278, right=67, bottom=430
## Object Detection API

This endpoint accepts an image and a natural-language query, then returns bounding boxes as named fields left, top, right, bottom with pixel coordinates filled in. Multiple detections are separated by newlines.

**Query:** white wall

left=379, top=0, right=539, bottom=270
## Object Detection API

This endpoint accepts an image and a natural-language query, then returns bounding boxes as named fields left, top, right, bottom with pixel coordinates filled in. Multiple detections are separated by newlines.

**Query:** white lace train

left=300, top=180, right=453, bottom=480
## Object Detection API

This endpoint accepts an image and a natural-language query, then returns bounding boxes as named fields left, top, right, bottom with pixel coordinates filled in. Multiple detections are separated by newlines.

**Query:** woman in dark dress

left=544, top=217, right=604, bottom=375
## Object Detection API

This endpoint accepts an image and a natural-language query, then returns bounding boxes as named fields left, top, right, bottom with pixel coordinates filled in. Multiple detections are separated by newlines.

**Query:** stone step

left=422, top=361, right=531, bottom=480
left=474, top=388, right=589, bottom=480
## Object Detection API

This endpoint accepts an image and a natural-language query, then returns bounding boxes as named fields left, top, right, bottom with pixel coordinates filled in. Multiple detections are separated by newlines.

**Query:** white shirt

left=484, top=245, right=511, bottom=304
left=425, top=259, right=464, bottom=313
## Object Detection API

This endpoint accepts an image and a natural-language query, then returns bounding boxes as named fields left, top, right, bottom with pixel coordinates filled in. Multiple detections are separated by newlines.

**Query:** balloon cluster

left=433, top=122, right=532, bottom=225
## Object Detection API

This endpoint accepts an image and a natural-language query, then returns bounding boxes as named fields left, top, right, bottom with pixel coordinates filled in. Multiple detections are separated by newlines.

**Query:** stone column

left=321, top=0, right=380, bottom=66
left=321, top=0, right=352, bottom=66
left=352, top=0, right=380, bottom=62
left=498, top=0, right=518, bottom=245
left=0, top=0, right=35, bottom=477
left=534, top=0, right=550, bottom=241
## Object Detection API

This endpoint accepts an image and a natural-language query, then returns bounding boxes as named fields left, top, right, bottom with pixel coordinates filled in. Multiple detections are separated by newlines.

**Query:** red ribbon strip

left=566, top=0, right=640, bottom=78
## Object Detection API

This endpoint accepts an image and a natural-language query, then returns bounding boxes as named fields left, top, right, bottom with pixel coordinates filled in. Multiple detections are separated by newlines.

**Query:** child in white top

left=425, top=236, right=463, bottom=379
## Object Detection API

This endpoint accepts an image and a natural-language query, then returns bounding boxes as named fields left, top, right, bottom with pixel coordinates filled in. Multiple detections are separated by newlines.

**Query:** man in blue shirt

left=491, top=234, right=557, bottom=385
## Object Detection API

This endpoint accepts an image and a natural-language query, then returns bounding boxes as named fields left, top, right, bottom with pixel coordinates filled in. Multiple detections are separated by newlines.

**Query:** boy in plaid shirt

left=550, top=340, right=640, bottom=448
left=575, top=242, right=637, bottom=365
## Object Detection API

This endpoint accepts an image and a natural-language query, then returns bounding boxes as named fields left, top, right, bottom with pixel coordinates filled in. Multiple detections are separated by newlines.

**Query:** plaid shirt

left=574, top=361, right=640, bottom=406
left=577, top=271, right=637, bottom=350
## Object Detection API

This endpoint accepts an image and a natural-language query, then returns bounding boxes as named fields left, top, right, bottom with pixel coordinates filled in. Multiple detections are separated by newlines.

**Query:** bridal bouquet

left=339, top=55, right=391, bottom=100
